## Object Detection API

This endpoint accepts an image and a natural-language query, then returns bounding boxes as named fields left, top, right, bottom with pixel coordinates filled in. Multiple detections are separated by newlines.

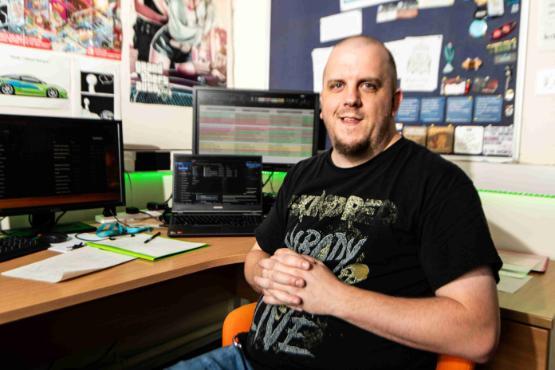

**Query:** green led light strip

left=478, top=189, right=555, bottom=199
left=125, top=172, right=555, bottom=199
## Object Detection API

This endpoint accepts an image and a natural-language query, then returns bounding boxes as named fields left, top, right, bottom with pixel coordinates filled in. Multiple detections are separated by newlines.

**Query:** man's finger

left=262, top=267, right=305, bottom=287
left=273, top=252, right=314, bottom=270
left=255, top=275, right=304, bottom=292
left=265, top=288, right=302, bottom=306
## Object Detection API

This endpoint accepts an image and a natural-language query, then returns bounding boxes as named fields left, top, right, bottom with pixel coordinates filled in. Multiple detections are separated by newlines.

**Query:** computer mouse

left=38, top=232, right=69, bottom=244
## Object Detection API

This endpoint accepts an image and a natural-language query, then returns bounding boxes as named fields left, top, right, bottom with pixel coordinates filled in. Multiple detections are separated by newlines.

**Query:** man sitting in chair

left=168, top=35, right=502, bottom=370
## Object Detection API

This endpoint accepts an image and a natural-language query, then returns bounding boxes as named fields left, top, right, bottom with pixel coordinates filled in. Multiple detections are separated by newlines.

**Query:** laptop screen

left=172, top=155, right=262, bottom=213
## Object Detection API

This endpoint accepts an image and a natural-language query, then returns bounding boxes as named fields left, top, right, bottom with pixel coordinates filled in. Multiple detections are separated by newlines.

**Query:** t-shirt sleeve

left=418, top=168, right=502, bottom=291
left=255, top=168, right=296, bottom=255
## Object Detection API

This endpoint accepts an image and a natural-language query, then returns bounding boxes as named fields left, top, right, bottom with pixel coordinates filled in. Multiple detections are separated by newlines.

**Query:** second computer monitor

left=192, top=87, right=320, bottom=169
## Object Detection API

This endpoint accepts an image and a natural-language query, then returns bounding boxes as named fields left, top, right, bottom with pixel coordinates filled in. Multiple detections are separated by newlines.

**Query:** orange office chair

left=222, top=302, right=474, bottom=370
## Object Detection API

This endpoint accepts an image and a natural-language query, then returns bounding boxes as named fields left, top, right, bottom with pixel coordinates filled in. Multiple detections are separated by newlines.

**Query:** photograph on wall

left=0, top=44, right=70, bottom=110
left=0, top=0, right=121, bottom=59
left=80, top=71, right=114, bottom=119
left=128, top=0, right=231, bottom=106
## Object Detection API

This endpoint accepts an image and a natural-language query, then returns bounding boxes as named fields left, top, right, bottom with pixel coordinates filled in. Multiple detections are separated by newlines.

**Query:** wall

left=518, top=0, right=555, bottom=165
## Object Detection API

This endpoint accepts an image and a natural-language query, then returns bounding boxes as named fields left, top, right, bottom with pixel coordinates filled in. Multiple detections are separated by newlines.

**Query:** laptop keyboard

left=172, top=214, right=260, bottom=227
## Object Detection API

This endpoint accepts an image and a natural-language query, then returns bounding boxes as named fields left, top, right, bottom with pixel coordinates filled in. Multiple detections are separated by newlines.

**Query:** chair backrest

left=222, top=302, right=257, bottom=347
left=222, top=302, right=474, bottom=370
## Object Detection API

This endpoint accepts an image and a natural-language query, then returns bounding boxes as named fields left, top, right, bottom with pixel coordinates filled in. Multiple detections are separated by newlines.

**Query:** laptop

left=168, top=154, right=264, bottom=237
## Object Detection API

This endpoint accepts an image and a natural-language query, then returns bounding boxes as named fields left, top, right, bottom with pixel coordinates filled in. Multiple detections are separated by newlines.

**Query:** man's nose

left=344, top=85, right=361, bottom=107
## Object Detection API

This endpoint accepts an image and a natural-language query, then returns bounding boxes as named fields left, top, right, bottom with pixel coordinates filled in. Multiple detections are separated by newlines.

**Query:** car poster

left=0, top=44, right=70, bottom=110
left=128, top=0, right=231, bottom=106
left=0, top=0, right=121, bottom=60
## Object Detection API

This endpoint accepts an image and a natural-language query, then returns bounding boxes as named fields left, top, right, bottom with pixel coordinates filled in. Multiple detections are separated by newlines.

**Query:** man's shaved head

left=323, top=36, right=398, bottom=92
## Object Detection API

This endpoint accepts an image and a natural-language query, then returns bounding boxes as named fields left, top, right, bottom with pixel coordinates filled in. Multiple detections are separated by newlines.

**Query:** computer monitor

left=192, top=87, right=320, bottom=170
left=0, top=114, right=125, bottom=232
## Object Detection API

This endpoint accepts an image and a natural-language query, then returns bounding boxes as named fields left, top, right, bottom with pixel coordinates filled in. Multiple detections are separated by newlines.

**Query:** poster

left=80, top=71, right=114, bottom=119
left=78, top=57, right=120, bottom=119
left=129, top=0, right=231, bottom=106
left=0, top=44, right=70, bottom=110
left=0, top=0, right=121, bottom=59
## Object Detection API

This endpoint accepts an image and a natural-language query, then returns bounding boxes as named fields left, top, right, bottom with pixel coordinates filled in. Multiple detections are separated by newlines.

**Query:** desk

left=1, top=240, right=555, bottom=369
left=0, top=234, right=256, bottom=369
left=482, top=260, right=555, bottom=370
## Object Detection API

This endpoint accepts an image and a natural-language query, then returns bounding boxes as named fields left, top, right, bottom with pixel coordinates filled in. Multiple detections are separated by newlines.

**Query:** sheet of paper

left=320, top=10, right=362, bottom=43
left=454, top=125, right=484, bottom=155
left=0, top=44, right=71, bottom=112
left=482, top=125, right=513, bottom=156
left=1, top=247, right=135, bottom=283
left=539, top=0, right=555, bottom=50
left=340, top=0, right=395, bottom=11
left=497, top=273, right=533, bottom=294
left=498, top=249, right=549, bottom=272
left=417, top=0, right=454, bottom=9
left=536, top=69, right=555, bottom=95
left=76, top=58, right=121, bottom=120
left=87, top=233, right=205, bottom=259
left=400, top=35, right=443, bottom=92
left=311, top=46, right=334, bottom=92
left=385, top=38, right=409, bottom=79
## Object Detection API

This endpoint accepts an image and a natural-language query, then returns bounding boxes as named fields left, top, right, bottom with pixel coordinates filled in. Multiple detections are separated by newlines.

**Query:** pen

left=144, top=231, right=161, bottom=244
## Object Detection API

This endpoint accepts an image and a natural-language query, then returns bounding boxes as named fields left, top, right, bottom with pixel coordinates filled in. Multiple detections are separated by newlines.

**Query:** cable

left=262, top=171, right=274, bottom=188
left=54, top=211, right=66, bottom=226
left=74, top=233, right=111, bottom=242
left=125, top=171, right=133, bottom=205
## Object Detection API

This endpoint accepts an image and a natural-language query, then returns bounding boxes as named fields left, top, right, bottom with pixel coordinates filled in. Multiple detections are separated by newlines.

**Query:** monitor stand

left=3, top=212, right=96, bottom=237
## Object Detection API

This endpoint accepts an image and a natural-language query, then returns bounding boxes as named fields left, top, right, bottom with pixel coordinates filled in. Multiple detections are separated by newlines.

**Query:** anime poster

left=0, top=0, right=121, bottom=59
left=129, top=0, right=231, bottom=106
left=0, top=44, right=70, bottom=110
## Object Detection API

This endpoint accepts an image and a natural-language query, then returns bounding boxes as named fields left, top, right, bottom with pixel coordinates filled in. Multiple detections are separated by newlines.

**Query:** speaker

left=135, top=151, right=171, bottom=171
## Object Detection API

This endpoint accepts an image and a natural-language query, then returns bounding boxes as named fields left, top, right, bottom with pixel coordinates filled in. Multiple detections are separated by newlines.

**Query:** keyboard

left=0, top=236, right=50, bottom=262
left=168, top=213, right=262, bottom=237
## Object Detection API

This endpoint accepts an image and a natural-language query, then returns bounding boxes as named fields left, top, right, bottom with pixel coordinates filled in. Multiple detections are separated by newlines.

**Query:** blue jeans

left=166, top=345, right=253, bottom=370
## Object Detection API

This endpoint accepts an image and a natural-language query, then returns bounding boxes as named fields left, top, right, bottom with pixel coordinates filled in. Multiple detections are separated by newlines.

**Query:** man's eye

left=361, top=82, right=377, bottom=91
left=329, top=81, right=344, bottom=89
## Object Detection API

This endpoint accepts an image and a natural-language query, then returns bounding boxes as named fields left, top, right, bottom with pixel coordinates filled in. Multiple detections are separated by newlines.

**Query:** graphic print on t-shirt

left=250, top=190, right=398, bottom=358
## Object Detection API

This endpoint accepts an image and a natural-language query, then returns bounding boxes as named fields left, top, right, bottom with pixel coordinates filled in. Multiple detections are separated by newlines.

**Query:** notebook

left=168, top=154, right=264, bottom=236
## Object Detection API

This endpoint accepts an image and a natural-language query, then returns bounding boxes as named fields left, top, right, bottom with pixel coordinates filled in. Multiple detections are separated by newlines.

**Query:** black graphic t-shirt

left=244, top=138, right=502, bottom=370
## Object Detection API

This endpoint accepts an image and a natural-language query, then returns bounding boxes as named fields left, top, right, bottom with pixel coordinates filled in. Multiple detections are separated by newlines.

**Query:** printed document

left=1, top=247, right=135, bottom=283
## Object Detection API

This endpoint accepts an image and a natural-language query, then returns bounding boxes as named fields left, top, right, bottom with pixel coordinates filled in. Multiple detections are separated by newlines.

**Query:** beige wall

left=518, top=0, right=555, bottom=165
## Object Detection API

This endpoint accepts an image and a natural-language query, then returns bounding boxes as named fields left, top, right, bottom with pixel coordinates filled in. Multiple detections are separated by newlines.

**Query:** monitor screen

left=172, top=154, right=262, bottom=213
left=0, top=114, right=125, bottom=220
left=193, top=87, right=320, bottom=168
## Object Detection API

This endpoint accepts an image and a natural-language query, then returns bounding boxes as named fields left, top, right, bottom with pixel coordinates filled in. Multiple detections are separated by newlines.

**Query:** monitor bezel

left=192, top=86, right=320, bottom=167
left=0, top=114, right=126, bottom=217
left=172, top=153, right=263, bottom=213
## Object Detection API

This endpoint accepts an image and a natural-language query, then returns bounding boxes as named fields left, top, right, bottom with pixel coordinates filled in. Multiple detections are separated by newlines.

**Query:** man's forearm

left=328, top=269, right=499, bottom=363
left=244, top=248, right=270, bottom=294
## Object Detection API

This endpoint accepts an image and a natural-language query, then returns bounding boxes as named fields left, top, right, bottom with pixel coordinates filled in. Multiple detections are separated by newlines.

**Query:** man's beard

left=333, top=136, right=371, bottom=156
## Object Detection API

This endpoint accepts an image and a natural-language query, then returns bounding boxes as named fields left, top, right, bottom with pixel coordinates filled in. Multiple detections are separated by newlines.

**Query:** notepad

left=1, top=247, right=136, bottom=283
left=85, top=233, right=206, bottom=261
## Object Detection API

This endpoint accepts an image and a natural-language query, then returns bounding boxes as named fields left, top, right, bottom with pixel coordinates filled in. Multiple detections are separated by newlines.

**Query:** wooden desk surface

left=498, top=260, right=555, bottom=330
left=0, top=235, right=255, bottom=325
left=3, top=235, right=555, bottom=332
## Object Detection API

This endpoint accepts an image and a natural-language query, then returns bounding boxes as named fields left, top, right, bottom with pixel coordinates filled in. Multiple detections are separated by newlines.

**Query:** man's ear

left=391, top=89, right=403, bottom=117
